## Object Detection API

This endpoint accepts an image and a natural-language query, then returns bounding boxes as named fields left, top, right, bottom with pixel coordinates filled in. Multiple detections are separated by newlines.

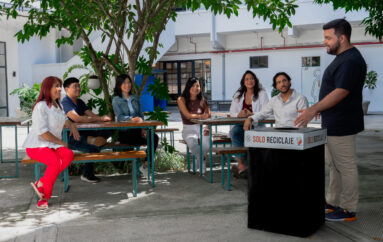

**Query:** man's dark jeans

left=68, top=130, right=112, bottom=178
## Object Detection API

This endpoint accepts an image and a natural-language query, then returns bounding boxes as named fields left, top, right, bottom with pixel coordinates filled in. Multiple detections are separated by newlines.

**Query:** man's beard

left=327, top=40, right=340, bottom=55
left=279, top=85, right=291, bottom=94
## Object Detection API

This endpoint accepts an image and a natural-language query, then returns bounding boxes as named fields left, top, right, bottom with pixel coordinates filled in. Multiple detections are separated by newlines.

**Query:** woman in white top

left=23, top=76, right=79, bottom=209
left=229, top=70, right=269, bottom=177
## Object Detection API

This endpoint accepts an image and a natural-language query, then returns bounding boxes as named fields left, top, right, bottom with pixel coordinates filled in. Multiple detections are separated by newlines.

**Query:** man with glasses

left=244, top=72, right=308, bottom=130
left=62, top=77, right=112, bottom=183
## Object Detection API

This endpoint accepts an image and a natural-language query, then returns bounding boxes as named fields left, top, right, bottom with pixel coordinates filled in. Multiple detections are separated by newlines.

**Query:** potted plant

left=10, top=83, right=41, bottom=117
left=88, top=75, right=100, bottom=89
left=362, top=70, right=378, bottom=115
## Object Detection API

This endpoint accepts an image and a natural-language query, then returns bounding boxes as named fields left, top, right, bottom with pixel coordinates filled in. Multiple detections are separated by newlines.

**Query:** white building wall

left=161, top=28, right=383, bottom=112
left=18, top=31, right=58, bottom=86
left=175, top=1, right=369, bottom=37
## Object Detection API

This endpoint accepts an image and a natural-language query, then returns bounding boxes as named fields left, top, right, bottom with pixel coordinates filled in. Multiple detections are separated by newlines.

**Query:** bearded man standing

left=295, top=19, right=367, bottom=221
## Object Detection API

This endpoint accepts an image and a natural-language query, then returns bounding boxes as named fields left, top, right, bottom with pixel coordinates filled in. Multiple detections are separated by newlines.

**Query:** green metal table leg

left=209, top=124, right=213, bottom=183
left=133, top=159, right=137, bottom=197
left=187, top=146, right=190, bottom=173
left=199, top=125, right=203, bottom=176
left=150, top=127, right=155, bottom=187
left=0, top=126, right=2, bottom=163
left=64, top=168, right=69, bottom=192
left=15, top=125, right=19, bottom=177
left=34, top=163, right=41, bottom=182
left=146, top=128, right=151, bottom=180
left=227, top=155, right=232, bottom=191
left=221, top=154, right=225, bottom=187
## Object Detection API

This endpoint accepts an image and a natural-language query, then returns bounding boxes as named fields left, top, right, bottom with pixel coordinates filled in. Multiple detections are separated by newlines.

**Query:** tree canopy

left=0, top=0, right=297, bottom=115
left=2, top=0, right=381, bottom=116
left=315, top=0, right=383, bottom=40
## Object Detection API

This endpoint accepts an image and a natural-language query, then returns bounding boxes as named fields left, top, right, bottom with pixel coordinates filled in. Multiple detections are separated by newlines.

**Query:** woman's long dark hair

left=234, top=70, right=262, bottom=101
left=32, top=76, right=62, bottom=111
left=181, top=77, right=205, bottom=109
left=114, top=74, right=133, bottom=97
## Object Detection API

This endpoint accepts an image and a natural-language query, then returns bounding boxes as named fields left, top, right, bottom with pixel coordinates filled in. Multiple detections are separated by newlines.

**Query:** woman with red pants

left=23, top=76, right=80, bottom=209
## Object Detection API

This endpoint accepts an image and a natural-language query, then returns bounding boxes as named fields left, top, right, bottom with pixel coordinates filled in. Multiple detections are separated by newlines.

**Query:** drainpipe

left=56, top=28, right=61, bottom=63
left=189, top=37, right=197, bottom=53
left=281, top=31, right=286, bottom=48
left=211, top=14, right=226, bottom=100
left=261, top=36, right=263, bottom=49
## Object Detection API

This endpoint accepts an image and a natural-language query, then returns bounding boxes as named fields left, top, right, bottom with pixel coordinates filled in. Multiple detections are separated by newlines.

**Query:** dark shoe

left=325, top=207, right=356, bottom=222
left=325, top=202, right=339, bottom=213
left=231, top=165, right=239, bottom=179
left=238, top=168, right=248, bottom=179
left=81, top=175, right=101, bottom=183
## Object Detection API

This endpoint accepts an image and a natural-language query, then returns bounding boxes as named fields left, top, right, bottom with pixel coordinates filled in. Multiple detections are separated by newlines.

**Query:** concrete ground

left=0, top=110, right=382, bottom=242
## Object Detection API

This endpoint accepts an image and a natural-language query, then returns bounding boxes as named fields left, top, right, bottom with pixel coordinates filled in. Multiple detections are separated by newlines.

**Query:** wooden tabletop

left=190, top=117, right=275, bottom=125
left=72, top=120, right=164, bottom=129
left=0, top=117, right=28, bottom=125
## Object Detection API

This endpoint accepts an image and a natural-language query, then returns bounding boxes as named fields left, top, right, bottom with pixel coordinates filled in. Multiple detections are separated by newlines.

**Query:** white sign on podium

left=245, top=127, right=327, bottom=150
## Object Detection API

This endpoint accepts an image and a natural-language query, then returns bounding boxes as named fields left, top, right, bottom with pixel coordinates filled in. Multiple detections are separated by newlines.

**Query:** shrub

left=154, top=150, right=185, bottom=172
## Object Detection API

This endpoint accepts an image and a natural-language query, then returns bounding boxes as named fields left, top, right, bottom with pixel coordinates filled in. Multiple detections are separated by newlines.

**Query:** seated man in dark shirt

left=62, top=77, right=112, bottom=183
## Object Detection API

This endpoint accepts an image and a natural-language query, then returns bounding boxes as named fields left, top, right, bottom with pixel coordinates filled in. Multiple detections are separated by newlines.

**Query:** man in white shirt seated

left=244, top=72, right=309, bottom=130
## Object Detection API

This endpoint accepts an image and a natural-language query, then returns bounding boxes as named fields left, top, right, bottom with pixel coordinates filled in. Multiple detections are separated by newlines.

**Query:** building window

left=250, top=56, right=268, bottom=69
left=302, top=56, right=320, bottom=67
left=153, top=59, right=211, bottom=104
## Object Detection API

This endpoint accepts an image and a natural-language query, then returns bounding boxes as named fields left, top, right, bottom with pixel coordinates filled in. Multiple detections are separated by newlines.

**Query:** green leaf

left=146, top=106, right=169, bottom=126
left=146, top=78, right=171, bottom=101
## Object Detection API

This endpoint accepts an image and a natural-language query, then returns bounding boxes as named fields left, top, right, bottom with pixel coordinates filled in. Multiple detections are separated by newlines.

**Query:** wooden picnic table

left=62, top=120, right=163, bottom=189
left=0, top=117, right=31, bottom=178
left=190, top=117, right=275, bottom=183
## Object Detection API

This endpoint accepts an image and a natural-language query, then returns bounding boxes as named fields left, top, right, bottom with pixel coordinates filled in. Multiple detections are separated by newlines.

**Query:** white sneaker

left=80, top=175, right=100, bottom=183
left=139, top=165, right=148, bottom=178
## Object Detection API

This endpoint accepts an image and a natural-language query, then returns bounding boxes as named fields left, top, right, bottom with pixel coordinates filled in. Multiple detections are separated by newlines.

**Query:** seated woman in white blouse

left=229, top=70, right=269, bottom=178
left=23, top=76, right=79, bottom=210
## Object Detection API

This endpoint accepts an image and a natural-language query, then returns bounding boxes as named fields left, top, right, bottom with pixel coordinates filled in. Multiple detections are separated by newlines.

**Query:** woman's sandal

left=37, top=199, right=48, bottom=210
left=30, top=181, right=44, bottom=200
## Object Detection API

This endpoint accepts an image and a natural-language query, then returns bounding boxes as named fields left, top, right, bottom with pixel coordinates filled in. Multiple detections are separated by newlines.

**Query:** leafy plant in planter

left=365, top=70, right=377, bottom=90
left=10, top=83, right=41, bottom=116
left=362, top=70, right=378, bottom=115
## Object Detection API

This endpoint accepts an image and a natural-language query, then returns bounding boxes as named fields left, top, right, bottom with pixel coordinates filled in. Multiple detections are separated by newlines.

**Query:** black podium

left=245, top=127, right=326, bottom=237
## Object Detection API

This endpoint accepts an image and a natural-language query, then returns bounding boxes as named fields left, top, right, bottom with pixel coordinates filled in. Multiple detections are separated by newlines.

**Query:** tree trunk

left=95, top=65, right=114, bottom=119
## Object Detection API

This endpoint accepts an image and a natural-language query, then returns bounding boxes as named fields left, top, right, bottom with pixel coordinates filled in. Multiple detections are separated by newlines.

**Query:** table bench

left=212, top=147, right=248, bottom=191
left=22, top=150, right=146, bottom=197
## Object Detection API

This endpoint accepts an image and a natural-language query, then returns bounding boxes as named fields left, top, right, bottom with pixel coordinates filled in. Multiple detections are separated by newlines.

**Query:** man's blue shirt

left=61, top=95, right=89, bottom=122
